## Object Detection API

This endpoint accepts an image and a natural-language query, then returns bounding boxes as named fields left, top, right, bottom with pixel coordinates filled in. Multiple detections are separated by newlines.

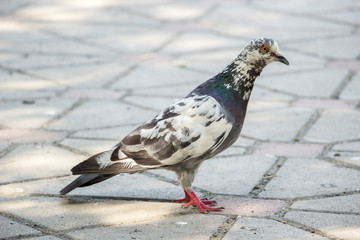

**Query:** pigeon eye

left=260, top=45, right=269, bottom=54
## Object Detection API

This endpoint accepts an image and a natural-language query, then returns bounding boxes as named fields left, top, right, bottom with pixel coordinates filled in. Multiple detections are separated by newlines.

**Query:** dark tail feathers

left=60, top=174, right=115, bottom=195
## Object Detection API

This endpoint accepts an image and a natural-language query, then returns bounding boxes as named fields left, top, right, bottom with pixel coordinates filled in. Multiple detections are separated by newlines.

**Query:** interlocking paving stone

left=285, top=211, right=360, bottom=240
left=223, top=217, right=327, bottom=240
left=60, top=138, right=118, bottom=155
left=1, top=0, right=359, bottom=239
left=161, top=32, right=244, bottom=55
left=0, top=215, right=40, bottom=239
left=242, top=107, right=314, bottom=141
left=257, top=70, right=348, bottom=98
left=71, top=125, right=137, bottom=140
left=47, top=100, right=157, bottom=131
left=111, top=62, right=207, bottom=90
left=340, top=73, right=360, bottom=100
left=303, top=109, right=360, bottom=143
left=0, top=196, right=187, bottom=231
left=0, top=129, right=66, bottom=144
left=286, top=36, right=360, bottom=59
left=24, top=237, right=63, bottom=240
left=252, top=143, right=323, bottom=158
left=122, top=95, right=180, bottom=112
left=28, top=62, right=127, bottom=88
left=86, top=29, right=175, bottom=53
left=155, top=156, right=277, bottom=195
left=214, top=197, right=285, bottom=217
left=325, top=151, right=360, bottom=167
left=0, top=174, right=183, bottom=200
left=0, top=145, right=84, bottom=184
left=62, top=88, right=125, bottom=100
left=0, top=98, right=76, bottom=129
left=259, top=158, right=360, bottom=199
left=67, top=214, right=227, bottom=240
left=293, top=98, right=358, bottom=109
left=291, top=194, right=360, bottom=214
left=332, top=141, right=360, bottom=151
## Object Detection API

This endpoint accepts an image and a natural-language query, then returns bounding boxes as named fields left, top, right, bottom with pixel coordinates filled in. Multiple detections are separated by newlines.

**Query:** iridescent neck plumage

left=217, top=52, right=266, bottom=100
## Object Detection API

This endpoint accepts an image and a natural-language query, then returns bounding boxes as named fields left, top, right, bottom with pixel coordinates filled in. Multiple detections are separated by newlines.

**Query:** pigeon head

left=243, top=38, right=289, bottom=66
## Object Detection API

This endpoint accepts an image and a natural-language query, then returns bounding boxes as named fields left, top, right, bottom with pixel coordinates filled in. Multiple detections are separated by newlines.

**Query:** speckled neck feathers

left=189, top=48, right=267, bottom=121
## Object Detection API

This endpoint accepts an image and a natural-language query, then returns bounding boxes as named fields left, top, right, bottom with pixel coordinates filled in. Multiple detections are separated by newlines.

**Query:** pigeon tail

left=60, top=150, right=146, bottom=195
left=60, top=174, right=103, bottom=195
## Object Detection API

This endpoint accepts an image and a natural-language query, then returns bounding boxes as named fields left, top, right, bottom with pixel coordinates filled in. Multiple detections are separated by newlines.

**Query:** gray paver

left=0, top=145, right=83, bottom=184
left=68, top=214, right=227, bottom=240
left=60, top=138, right=118, bottom=155
left=286, top=36, right=360, bottom=59
left=47, top=100, right=156, bottom=131
left=285, top=211, right=360, bottom=240
left=303, top=109, right=360, bottom=143
left=259, top=158, right=360, bottom=199
left=325, top=151, right=360, bottom=167
left=0, top=215, right=40, bottom=239
left=223, top=217, right=327, bottom=240
left=155, top=156, right=277, bottom=195
left=0, top=98, right=76, bottom=129
left=291, top=194, right=360, bottom=214
left=24, top=237, right=63, bottom=240
left=257, top=69, right=348, bottom=98
left=242, top=107, right=314, bottom=141
left=1, top=0, right=359, bottom=239
left=0, top=196, right=187, bottom=231
left=0, top=174, right=183, bottom=200
left=71, top=125, right=137, bottom=140
left=333, top=141, right=360, bottom=151
left=340, top=73, right=360, bottom=100
left=111, top=62, right=207, bottom=90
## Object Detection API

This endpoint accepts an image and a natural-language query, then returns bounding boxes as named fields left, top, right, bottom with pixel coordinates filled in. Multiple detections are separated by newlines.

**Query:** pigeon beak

left=274, top=53, right=289, bottom=65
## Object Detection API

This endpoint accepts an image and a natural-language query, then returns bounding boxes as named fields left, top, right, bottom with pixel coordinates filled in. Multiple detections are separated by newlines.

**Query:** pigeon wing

left=120, top=95, right=233, bottom=167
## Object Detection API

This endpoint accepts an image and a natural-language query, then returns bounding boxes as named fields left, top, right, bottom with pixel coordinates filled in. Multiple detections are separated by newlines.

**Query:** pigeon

left=60, top=38, right=289, bottom=213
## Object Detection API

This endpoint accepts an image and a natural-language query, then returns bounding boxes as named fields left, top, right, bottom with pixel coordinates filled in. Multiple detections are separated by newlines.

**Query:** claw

left=176, top=190, right=224, bottom=213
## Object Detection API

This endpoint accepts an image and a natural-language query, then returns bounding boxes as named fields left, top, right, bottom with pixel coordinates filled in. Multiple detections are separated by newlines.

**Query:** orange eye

left=260, top=45, right=269, bottom=53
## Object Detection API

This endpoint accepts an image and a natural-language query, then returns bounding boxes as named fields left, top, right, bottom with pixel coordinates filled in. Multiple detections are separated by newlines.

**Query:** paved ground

left=1, top=0, right=360, bottom=239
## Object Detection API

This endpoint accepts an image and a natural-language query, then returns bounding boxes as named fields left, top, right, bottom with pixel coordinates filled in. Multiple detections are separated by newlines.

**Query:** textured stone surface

left=340, top=73, right=360, bottom=100
left=259, top=158, right=360, bottom=199
left=0, top=215, right=40, bottom=239
left=47, top=100, right=156, bottom=131
left=224, top=217, right=327, bottom=240
left=0, top=145, right=84, bottom=184
left=257, top=70, right=348, bottom=98
left=285, top=211, right=360, bottom=240
left=0, top=129, right=66, bottom=144
left=0, top=196, right=187, bottom=231
left=252, top=143, right=323, bottom=158
left=0, top=174, right=183, bottom=200
left=304, top=110, right=360, bottom=143
left=291, top=194, right=360, bottom=214
left=1, top=0, right=359, bottom=239
left=242, top=108, right=314, bottom=141
left=155, top=156, right=277, bottom=195
left=214, top=197, right=285, bottom=217
left=68, top=214, right=227, bottom=240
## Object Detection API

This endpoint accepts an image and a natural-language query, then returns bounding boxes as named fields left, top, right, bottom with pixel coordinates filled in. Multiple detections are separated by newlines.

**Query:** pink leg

left=174, top=190, right=191, bottom=203
left=181, top=190, right=224, bottom=213
left=174, top=189, right=217, bottom=205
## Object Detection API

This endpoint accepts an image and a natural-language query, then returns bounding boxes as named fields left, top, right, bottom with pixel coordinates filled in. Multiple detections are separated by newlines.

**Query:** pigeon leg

left=174, top=189, right=217, bottom=205
left=174, top=189, right=191, bottom=203
left=182, top=190, right=223, bottom=213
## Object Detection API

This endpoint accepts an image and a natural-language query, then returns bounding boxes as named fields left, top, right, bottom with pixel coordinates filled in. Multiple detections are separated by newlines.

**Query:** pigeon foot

left=178, top=190, right=223, bottom=213
left=174, top=190, right=217, bottom=205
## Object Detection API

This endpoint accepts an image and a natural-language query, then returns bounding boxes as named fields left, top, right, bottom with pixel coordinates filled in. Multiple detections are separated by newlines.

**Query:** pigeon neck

left=218, top=52, right=266, bottom=100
